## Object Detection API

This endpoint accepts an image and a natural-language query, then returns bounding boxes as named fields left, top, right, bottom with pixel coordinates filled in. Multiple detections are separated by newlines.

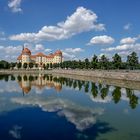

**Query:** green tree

left=10, top=62, right=16, bottom=70
left=78, top=60, right=84, bottom=69
left=84, top=58, right=90, bottom=69
left=112, top=53, right=122, bottom=69
left=91, top=55, right=98, bottom=69
left=35, top=63, right=38, bottom=69
left=71, top=61, right=77, bottom=69
left=0, top=60, right=10, bottom=69
left=43, top=64, right=46, bottom=69
left=65, top=61, right=71, bottom=69
left=23, top=63, right=28, bottom=69
left=53, top=63, right=59, bottom=69
left=46, top=63, right=49, bottom=69
left=17, top=62, right=22, bottom=69
left=99, top=55, right=109, bottom=69
left=60, top=62, right=64, bottom=69
left=23, top=75, right=28, bottom=81
left=127, top=52, right=139, bottom=69
left=17, top=75, right=22, bottom=81
left=50, top=63, right=52, bottom=69
left=29, top=62, right=34, bottom=69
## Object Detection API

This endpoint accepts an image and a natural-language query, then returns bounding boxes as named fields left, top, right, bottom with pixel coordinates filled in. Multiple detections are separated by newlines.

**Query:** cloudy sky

left=0, top=0, right=140, bottom=61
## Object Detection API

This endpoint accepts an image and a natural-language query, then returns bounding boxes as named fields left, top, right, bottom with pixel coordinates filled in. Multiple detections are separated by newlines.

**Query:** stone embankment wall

left=52, top=69, right=140, bottom=82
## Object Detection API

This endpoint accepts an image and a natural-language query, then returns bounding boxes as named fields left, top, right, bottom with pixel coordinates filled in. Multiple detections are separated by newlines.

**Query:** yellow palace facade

left=17, top=47, right=63, bottom=67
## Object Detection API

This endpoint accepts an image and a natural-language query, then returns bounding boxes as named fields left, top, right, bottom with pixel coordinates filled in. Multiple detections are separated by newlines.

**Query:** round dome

left=55, top=50, right=62, bottom=55
left=22, top=48, right=31, bottom=55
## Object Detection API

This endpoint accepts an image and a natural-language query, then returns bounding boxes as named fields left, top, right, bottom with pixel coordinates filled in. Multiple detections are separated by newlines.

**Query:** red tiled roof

left=22, top=48, right=31, bottom=55
left=30, top=55, right=36, bottom=58
left=54, top=50, right=62, bottom=56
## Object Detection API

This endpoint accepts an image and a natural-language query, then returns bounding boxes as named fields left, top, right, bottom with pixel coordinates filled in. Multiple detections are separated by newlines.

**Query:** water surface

left=0, top=74, right=140, bottom=140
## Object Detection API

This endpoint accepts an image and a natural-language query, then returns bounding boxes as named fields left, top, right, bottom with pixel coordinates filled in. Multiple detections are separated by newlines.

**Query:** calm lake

left=0, top=74, right=140, bottom=140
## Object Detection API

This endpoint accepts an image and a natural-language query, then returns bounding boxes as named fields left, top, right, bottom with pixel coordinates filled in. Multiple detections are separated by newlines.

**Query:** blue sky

left=0, top=0, right=140, bottom=61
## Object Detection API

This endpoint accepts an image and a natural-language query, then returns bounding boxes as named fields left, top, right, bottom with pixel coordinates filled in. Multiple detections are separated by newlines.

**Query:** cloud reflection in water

left=11, top=96, right=104, bottom=131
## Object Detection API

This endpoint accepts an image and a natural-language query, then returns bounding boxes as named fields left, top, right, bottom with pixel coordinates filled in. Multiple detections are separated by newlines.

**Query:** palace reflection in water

left=17, top=74, right=62, bottom=94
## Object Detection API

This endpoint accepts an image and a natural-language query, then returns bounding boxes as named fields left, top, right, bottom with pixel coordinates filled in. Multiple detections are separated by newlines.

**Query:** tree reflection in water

left=91, top=83, right=98, bottom=98
left=0, top=74, right=139, bottom=109
left=101, top=85, right=109, bottom=100
left=126, top=88, right=139, bottom=109
left=112, top=87, right=121, bottom=104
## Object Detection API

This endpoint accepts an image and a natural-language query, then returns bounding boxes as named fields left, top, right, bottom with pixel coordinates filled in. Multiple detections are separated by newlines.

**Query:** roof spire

left=22, top=45, right=24, bottom=51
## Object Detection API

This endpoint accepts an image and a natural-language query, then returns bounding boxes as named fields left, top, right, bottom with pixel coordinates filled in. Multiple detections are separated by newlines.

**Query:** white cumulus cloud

left=87, top=35, right=114, bottom=46
left=102, top=35, right=140, bottom=54
left=62, top=47, right=84, bottom=60
left=8, top=0, right=22, bottom=13
left=102, top=44, right=134, bottom=52
left=120, top=37, right=137, bottom=44
left=9, top=7, right=105, bottom=42
left=102, top=43, right=140, bottom=55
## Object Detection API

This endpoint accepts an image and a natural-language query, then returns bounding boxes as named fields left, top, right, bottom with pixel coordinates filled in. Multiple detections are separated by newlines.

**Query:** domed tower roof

left=55, top=50, right=62, bottom=56
left=22, top=48, right=31, bottom=55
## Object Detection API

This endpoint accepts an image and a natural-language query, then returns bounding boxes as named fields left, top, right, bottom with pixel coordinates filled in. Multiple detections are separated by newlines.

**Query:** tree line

left=0, top=51, right=140, bottom=70
left=59, top=52, right=140, bottom=70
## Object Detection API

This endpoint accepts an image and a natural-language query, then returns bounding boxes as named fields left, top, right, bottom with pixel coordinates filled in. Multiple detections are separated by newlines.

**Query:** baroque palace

left=17, top=46, right=63, bottom=67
